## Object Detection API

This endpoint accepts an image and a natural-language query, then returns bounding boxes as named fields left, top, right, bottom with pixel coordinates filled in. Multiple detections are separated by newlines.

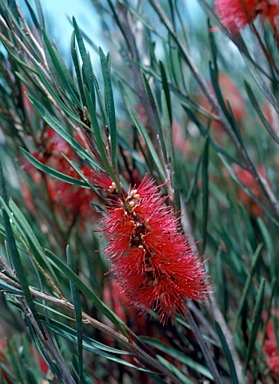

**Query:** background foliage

left=0, top=0, right=278, bottom=383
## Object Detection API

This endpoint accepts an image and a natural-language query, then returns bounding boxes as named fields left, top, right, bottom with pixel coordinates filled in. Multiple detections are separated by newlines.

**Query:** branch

left=0, top=271, right=183, bottom=384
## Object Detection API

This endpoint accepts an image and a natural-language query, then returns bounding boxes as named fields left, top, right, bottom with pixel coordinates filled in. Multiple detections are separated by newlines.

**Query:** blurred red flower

left=196, top=73, right=246, bottom=143
left=215, top=0, right=279, bottom=34
left=264, top=319, right=279, bottom=375
left=233, top=164, right=266, bottom=216
left=21, top=128, right=96, bottom=226
left=102, top=175, right=209, bottom=324
left=0, top=339, right=50, bottom=383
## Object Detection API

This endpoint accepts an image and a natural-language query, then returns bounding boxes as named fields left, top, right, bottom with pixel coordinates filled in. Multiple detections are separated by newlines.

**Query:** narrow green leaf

left=66, top=246, right=83, bottom=383
left=157, top=355, right=193, bottom=384
left=243, top=56, right=279, bottom=112
left=21, top=148, right=89, bottom=188
left=42, top=30, right=81, bottom=107
left=257, top=218, right=276, bottom=280
left=159, top=61, right=172, bottom=123
left=26, top=94, right=102, bottom=171
left=6, top=339, right=28, bottom=384
left=141, top=71, right=166, bottom=161
left=207, top=18, right=218, bottom=73
left=27, top=64, right=89, bottom=131
left=234, top=243, right=263, bottom=331
left=71, top=31, right=86, bottom=107
left=215, top=322, right=239, bottom=384
left=83, top=86, right=120, bottom=190
left=42, top=319, right=151, bottom=372
left=0, top=280, right=24, bottom=296
left=72, top=18, right=96, bottom=106
left=219, top=155, right=279, bottom=225
left=45, top=249, right=129, bottom=336
left=23, top=0, right=40, bottom=31
left=182, top=106, right=241, bottom=165
left=161, top=90, right=180, bottom=211
left=142, top=337, right=213, bottom=379
left=0, top=161, right=42, bottom=330
left=201, top=136, right=209, bottom=252
left=245, top=279, right=265, bottom=370
left=120, top=83, right=165, bottom=181
left=7, top=199, right=61, bottom=289
left=99, top=48, right=117, bottom=167
left=34, top=0, right=45, bottom=29
left=209, top=62, right=232, bottom=124
left=185, top=154, right=202, bottom=203
left=245, top=82, right=279, bottom=143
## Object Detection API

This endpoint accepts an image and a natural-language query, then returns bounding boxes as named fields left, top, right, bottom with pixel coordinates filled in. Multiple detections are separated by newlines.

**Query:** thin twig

left=0, top=264, right=76, bottom=384
left=0, top=271, right=183, bottom=384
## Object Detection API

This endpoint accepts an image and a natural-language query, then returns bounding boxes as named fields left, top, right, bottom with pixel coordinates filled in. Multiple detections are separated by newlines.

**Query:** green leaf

left=182, top=105, right=241, bottom=165
left=42, top=29, right=81, bottom=107
left=7, top=199, right=61, bottom=288
left=201, top=136, right=209, bottom=252
left=45, top=249, right=129, bottom=336
left=207, top=18, right=218, bottom=73
left=0, top=279, right=24, bottom=296
left=159, top=61, right=172, bottom=123
left=26, top=94, right=102, bottom=171
left=161, top=90, right=180, bottom=211
left=66, top=246, right=83, bottom=383
left=142, top=337, right=213, bottom=380
left=71, top=31, right=86, bottom=107
left=72, top=18, right=96, bottom=106
left=0, top=162, right=42, bottom=331
left=245, top=82, right=279, bottom=144
left=83, top=86, right=120, bottom=190
left=42, top=319, right=152, bottom=372
left=21, top=148, right=89, bottom=188
left=120, top=83, right=165, bottom=181
left=219, top=155, right=279, bottom=226
left=99, top=48, right=117, bottom=167
left=34, top=0, right=45, bottom=29
left=244, top=279, right=265, bottom=370
left=257, top=218, right=276, bottom=280
left=157, top=355, right=193, bottom=384
left=24, top=0, right=41, bottom=31
left=233, top=243, right=263, bottom=332
left=215, top=322, right=239, bottom=384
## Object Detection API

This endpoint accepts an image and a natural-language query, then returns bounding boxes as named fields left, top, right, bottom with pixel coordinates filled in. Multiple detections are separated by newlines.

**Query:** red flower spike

left=264, top=318, right=279, bottom=375
left=215, top=0, right=279, bottom=34
left=102, top=175, right=210, bottom=324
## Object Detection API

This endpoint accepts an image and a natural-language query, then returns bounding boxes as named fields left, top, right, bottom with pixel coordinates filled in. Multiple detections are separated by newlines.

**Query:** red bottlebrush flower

left=102, top=175, right=209, bottom=324
left=263, top=319, right=279, bottom=375
left=215, top=0, right=279, bottom=33
left=90, top=171, right=116, bottom=192
left=21, top=127, right=98, bottom=226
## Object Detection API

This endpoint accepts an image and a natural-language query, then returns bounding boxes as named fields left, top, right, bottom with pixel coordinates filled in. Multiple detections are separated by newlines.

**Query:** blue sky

left=16, top=0, right=206, bottom=64
left=18, top=0, right=102, bottom=57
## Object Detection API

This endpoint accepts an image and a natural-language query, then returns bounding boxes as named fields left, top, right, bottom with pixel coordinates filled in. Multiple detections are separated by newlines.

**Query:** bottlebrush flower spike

left=263, top=314, right=279, bottom=375
left=102, top=175, right=210, bottom=324
left=215, top=0, right=279, bottom=34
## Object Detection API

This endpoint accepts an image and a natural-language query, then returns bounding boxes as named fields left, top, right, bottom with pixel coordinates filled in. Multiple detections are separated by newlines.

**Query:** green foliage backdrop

left=0, top=0, right=278, bottom=383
